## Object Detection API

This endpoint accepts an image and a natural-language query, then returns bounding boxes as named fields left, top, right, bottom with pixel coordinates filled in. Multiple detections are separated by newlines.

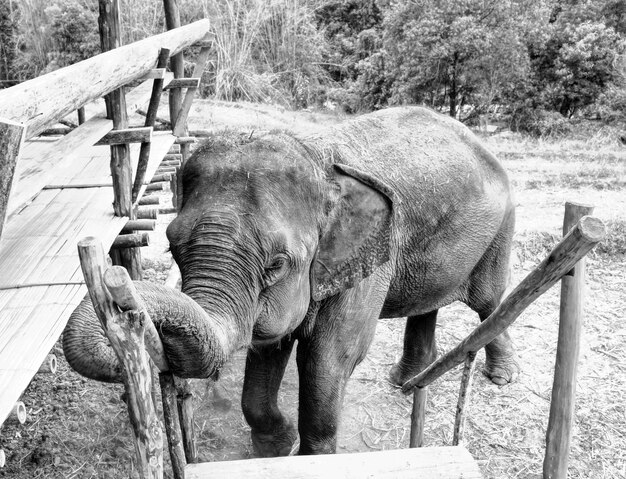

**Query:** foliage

left=0, top=0, right=18, bottom=86
left=204, top=0, right=330, bottom=107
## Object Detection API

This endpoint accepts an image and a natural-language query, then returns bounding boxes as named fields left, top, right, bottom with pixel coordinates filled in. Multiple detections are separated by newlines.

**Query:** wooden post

left=99, top=0, right=142, bottom=280
left=175, top=377, right=198, bottom=463
left=77, top=107, right=86, bottom=125
left=163, top=0, right=184, bottom=132
left=543, top=202, right=594, bottom=479
left=452, top=351, right=477, bottom=446
left=160, top=373, right=187, bottom=479
left=132, top=48, right=171, bottom=204
left=10, top=401, right=26, bottom=424
left=409, top=388, right=427, bottom=448
left=0, top=449, right=5, bottom=468
left=0, top=119, right=26, bottom=240
left=401, top=216, right=605, bottom=393
left=78, top=238, right=163, bottom=478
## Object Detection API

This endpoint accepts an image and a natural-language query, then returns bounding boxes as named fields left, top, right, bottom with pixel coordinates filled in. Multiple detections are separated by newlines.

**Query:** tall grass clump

left=204, top=0, right=330, bottom=107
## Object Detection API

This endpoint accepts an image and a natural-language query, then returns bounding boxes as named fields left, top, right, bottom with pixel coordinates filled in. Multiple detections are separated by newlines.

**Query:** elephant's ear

left=311, top=164, right=394, bottom=301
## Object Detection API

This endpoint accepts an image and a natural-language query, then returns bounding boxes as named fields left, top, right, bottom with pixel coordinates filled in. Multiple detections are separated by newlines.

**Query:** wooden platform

left=185, top=446, right=483, bottom=479
left=0, top=83, right=175, bottom=425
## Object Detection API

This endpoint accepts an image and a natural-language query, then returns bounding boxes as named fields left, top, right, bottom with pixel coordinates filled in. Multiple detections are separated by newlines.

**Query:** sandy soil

left=1, top=102, right=624, bottom=478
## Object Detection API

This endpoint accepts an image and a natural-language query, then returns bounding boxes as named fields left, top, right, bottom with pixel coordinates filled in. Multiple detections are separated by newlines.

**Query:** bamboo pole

left=402, top=216, right=605, bottom=393
left=37, top=354, right=58, bottom=374
left=10, top=401, right=26, bottom=424
left=0, top=20, right=211, bottom=139
left=409, top=388, right=427, bottom=448
left=543, top=202, right=594, bottom=479
left=78, top=238, right=163, bottom=478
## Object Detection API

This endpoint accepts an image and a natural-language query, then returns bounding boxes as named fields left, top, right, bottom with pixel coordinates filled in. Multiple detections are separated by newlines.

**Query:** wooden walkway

left=0, top=81, right=175, bottom=425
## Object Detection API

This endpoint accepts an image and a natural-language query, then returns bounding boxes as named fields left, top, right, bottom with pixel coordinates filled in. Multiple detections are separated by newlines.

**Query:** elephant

left=64, top=106, right=518, bottom=457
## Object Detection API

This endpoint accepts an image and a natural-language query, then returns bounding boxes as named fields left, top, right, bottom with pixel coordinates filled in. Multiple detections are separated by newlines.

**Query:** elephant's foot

left=389, top=359, right=431, bottom=387
left=251, top=421, right=297, bottom=458
left=483, top=353, right=520, bottom=385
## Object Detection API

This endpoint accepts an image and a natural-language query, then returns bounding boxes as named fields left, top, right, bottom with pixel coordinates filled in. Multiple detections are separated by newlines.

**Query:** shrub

left=511, top=108, right=573, bottom=138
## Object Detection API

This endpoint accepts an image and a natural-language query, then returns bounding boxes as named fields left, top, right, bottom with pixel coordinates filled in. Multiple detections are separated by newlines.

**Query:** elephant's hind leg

left=466, top=211, right=519, bottom=385
left=242, top=337, right=297, bottom=457
left=388, top=311, right=438, bottom=387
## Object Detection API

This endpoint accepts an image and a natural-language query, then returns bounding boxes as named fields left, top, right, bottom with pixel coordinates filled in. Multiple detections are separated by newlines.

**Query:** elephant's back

left=307, top=107, right=515, bottom=317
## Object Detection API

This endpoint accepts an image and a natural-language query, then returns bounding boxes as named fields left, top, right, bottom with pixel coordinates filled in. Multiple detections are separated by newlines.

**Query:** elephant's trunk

left=63, top=281, right=232, bottom=383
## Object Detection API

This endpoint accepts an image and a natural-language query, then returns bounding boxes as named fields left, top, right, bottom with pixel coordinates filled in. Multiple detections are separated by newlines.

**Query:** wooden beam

left=111, top=233, right=150, bottom=249
left=138, top=196, right=160, bottom=206
left=137, top=109, right=171, bottom=126
left=174, top=136, right=196, bottom=145
left=185, top=446, right=483, bottom=479
left=122, top=219, right=156, bottom=232
left=175, top=377, right=198, bottom=463
left=95, top=126, right=152, bottom=146
left=544, top=202, right=594, bottom=479
left=142, top=68, right=167, bottom=80
left=0, top=20, right=211, bottom=139
left=164, top=153, right=182, bottom=162
left=163, top=78, right=201, bottom=90
left=402, top=216, right=606, bottom=393
left=10, top=401, right=26, bottom=425
left=137, top=208, right=158, bottom=220
left=0, top=118, right=26, bottom=240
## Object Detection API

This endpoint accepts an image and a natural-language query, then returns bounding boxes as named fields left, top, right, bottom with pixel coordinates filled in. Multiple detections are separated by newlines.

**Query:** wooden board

left=185, top=446, right=483, bottom=479
left=0, top=187, right=126, bottom=425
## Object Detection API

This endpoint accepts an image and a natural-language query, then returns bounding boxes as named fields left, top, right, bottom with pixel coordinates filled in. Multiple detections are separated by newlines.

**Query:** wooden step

left=185, top=446, right=482, bottom=479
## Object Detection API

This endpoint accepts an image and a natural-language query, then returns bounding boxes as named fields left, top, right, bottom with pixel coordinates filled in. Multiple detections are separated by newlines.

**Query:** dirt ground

left=1, top=102, right=624, bottom=478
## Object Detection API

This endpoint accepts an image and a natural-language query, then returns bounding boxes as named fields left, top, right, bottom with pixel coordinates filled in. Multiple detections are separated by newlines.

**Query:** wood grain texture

left=79, top=243, right=163, bottom=478
left=186, top=446, right=482, bottom=479
left=402, top=215, right=606, bottom=393
left=0, top=20, right=211, bottom=139
left=173, top=48, right=211, bottom=137
left=95, top=127, right=152, bottom=146
left=543, top=202, right=594, bottom=479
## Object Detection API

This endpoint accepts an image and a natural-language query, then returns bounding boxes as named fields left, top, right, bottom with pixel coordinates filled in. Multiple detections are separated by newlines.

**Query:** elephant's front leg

left=295, top=269, right=390, bottom=454
left=242, top=337, right=297, bottom=457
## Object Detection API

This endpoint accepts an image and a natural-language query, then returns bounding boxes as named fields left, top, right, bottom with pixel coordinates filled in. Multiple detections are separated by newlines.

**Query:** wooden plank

left=0, top=119, right=26, bottom=239
left=95, top=127, right=152, bottom=146
left=543, top=202, right=594, bottom=479
left=0, top=20, right=211, bottom=139
left=163, top=78, right=201, bottom=90
left=185, top=446, right=483, bottom=479
left=402, top=216, right=606, bottom=393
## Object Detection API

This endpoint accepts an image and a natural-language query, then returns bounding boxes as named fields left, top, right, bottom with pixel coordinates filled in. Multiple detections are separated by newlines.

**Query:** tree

left=0, top=0, right=18, bottom=87
left=383, top=0, right=529, bottom=118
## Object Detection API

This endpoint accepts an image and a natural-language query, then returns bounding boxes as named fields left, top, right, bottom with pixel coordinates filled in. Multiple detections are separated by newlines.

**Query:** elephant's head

left=165, top=133, right=394, bottom=351
left=64, top=132, right=394, bottom=383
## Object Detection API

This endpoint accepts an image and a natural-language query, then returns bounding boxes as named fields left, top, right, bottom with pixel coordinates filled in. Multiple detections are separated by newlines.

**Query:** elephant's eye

left=263, top=254, right=290, bottom=286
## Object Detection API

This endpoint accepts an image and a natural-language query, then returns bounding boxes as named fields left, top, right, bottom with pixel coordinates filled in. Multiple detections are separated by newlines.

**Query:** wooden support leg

left=99, top=0, right=142, bottom=279
left=543, top=202, right=594, bottom=479
left=160, top=373, right=186, bottom=479
left=0, top=119, right=26, bottom=240
left=175, top=377, right=198, bottom=463
left=452, top=351, right=477, bottom=446
left=409, top=387, right=427, bottom=448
